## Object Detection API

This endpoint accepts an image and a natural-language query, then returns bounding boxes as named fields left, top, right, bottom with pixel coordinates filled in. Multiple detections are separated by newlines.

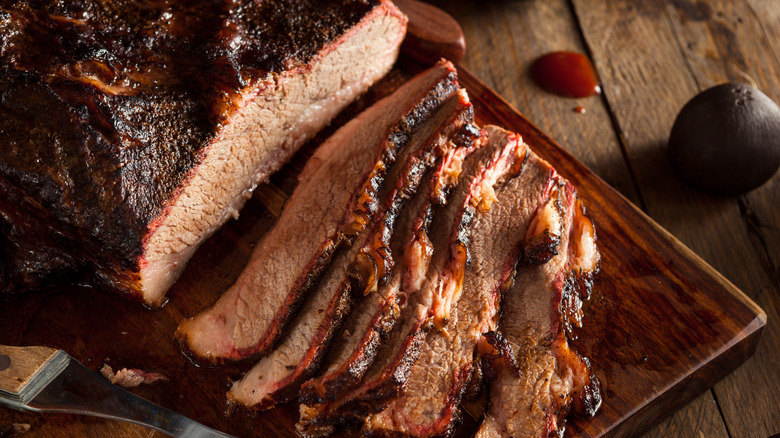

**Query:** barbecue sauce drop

left=531, top=51, right=600, bottom=98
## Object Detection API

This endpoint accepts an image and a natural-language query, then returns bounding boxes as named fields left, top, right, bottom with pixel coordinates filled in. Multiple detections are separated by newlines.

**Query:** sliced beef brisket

left=176, top=61, right=460, bottom=363
left=0, top=0, right=406, bottom=305
left=348, top=91, right=476, bottom=297
left=298, top=109, right=478, bottom=410
left=475, top=183, right=601, bottom=438
left=362, top=126, right=555, bottom=437
left=303, top=127, right=527, bottom=436
left=226, top=88, right=477, bottom=410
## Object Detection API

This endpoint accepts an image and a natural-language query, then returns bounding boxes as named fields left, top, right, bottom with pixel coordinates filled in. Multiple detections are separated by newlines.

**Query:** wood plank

left=661, top=1, right=780, bottom=436
left=571, top=0, right=771, bottom=295
left=642, top=392, right=729, bottom=438
left=571, top=0, right=779, bottom=436
left=665, top=0, right=780, bottom=93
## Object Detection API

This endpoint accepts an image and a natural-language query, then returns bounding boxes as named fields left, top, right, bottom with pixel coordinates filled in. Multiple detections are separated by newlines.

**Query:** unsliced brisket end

left=0, top=0, right=407, bottom=305
left=298, top=101, right=477, bottom=411
left=476, top=181, right=601, bottom=438
left=176, top=61, right=460, bottom=363
left=362, top=126, right=549, bottom=438
left=226, top=86, right=475, bottom=411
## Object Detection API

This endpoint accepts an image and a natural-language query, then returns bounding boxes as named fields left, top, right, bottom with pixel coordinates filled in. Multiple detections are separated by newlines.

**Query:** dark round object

left=668, top=82, right=780, bottom=195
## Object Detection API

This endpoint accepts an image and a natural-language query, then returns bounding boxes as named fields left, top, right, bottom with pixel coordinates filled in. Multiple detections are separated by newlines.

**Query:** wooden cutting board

left=0, top=60, right=765, bottom=438
left=0, top=8, right=765, bottom=436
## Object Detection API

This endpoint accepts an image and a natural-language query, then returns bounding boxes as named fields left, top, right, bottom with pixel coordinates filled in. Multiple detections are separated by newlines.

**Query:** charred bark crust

left=0, top=0, right=385, bottom=293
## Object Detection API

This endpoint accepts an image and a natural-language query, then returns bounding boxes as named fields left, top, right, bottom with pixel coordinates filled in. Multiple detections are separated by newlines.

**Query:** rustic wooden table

left=429, top=0, right=780, bottom=437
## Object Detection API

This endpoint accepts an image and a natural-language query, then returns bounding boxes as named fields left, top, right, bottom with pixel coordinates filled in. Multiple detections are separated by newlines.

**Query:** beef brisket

left=0, top=0, right=407, bottom=305
left=302, top=127, right=526, bottom=436
left=226, top=88, right=476, bottom=410
left=296, top=143, right=483, bottom=437
left=348, top=91, right=475, bottom=298
left=177, top=61, right=460, bottom=363
left=362, top=126, right=554, bottom=437
left=475, top=184, right=601, bottom=438
left=297, top=101, right=478, bottom=410
left=295, top=160, right=463, bottom=437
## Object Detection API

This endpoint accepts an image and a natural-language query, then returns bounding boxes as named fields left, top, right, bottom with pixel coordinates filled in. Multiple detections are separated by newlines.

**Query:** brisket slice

left=347, top=110, right=483, bottom=299
left=302, top=127, right=527, bottom=436
left=226, top=89, right=476, bottom=410
left=296, top=148, right=477, bottom=437
left=475, top=186, right=601, bottom=438
left=297, top=105, right=479, bottom=409
left=0, top=0, right=407, bottom=305
left=362, top=126, right=552, bottom=438
left=176, top=61, right=460, bottom=363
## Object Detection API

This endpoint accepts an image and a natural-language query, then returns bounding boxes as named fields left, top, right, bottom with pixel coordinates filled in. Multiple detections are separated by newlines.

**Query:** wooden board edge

left=598, top=316, right=765, bottom=437
left=648, top=217, right=767, bottom=324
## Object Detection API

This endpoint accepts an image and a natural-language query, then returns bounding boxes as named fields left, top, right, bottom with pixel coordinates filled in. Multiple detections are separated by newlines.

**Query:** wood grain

left=641, top=392, right=729, bottom=438
left=570, top=0, right=779, bottom=437
left=429, top=0, right=641, bottom=204
left=660, top=1, right=780, bottom=436
left=570, top=0, right=771, bottom=303
left=395, top=0, right=466, bottom=65
left=0, top=345, right=60, bottom=396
